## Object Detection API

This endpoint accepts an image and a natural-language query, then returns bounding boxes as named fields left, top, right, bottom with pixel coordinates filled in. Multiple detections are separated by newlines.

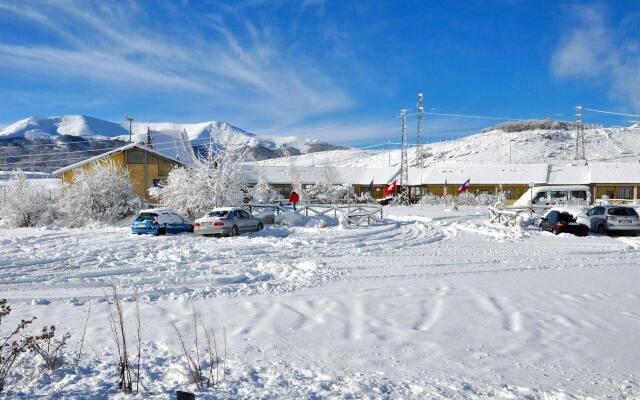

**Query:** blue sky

left=0, top=0, right=639, bottom=146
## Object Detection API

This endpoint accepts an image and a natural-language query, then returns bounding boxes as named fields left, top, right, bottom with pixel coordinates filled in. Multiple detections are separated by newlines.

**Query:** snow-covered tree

left=150, top=140, right=251, bottom=219
left=59, top=161, right=140, bottom=226
left=251, top=175, right=276, bottom=203
left=0, top=170, right=54, bottom=227
left=284, top=148, right=305, bottom=203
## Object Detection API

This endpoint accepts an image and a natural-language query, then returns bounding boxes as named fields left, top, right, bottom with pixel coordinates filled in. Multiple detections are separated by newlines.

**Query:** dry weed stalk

left=170, top=307, right=227, bottom=390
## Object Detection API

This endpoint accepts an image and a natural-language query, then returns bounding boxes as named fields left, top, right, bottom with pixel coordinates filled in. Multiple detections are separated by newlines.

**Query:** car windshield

left=207, top=210, right=229, bottom=218
left=608, top=207, right=639, bottom=217
left=136, top=213, right=157, bottom=221
left=558, top=213, right=574, bottom=222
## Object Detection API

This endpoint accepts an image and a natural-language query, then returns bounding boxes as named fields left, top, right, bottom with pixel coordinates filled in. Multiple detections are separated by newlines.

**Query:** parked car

left=539, top=209, right=589, bottom=236
left=131, top=208, right=194, bottom=236
left=194, top=207, right=263, bottom=237
left=577, top=205, right=640, bottom=235
left=514, top=185, right=590, bottom=207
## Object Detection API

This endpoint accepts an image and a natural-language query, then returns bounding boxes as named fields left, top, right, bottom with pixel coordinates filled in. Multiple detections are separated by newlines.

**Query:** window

left=126, top=149, right=146, bottom=164
left=608, top=207, right=639, bottom=217
left=135, top=213, right=157, bottom=221
left=558, top=213, right=574, bottom=223
left=502, top=190, right=512, bottom=200
left=546, top=211, right=559, bottom=221
left=550, top=191, right=568, bottom=199
left=240, top=210, right=251, bottom=219
left=571, top=191, right=587, bottom=201
left=207, top=210, right=229, bottom=218
left=617, top=187, right=633, bottom=200
left=594, top=207, right=605, bottom=215
left=533, top=192, right=548, bottom=204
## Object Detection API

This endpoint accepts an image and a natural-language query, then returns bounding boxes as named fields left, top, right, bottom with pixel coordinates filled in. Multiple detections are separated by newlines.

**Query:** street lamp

left=529, top=182, right=534, bottom=220
left=126, top=116, right=135, bottom=143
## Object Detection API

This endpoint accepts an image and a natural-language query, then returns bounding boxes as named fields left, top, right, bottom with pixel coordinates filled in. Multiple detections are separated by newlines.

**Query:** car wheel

left=231, top=225, right=239, bottom=237
left=256, top=222, right=263, bottom=232
left=597, top=224, right=606, bottom=235
left=552, top=227, right=559, bottom=235
left=156, top=227, right=166, bottom=236
left=188, top=225, right=194, bottom=233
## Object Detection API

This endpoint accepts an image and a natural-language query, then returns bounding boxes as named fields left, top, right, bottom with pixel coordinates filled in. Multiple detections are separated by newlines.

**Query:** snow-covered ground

left=1, top=206, right=639, bottom=398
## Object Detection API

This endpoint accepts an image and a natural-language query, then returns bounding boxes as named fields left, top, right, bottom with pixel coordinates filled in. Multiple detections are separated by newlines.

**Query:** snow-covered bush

left=251, top=176, right=277, bottom=203
left=0, top=170, right=55, bottom=227
left=482, top=119, right=576, bottom=133
left=59, top=161, right=140, bottom=226
left=150, top=141, right=251, bottom=219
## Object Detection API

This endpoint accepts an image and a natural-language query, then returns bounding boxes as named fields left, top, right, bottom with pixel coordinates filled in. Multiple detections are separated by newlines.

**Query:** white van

left=513, top=185, right=591, bottom=207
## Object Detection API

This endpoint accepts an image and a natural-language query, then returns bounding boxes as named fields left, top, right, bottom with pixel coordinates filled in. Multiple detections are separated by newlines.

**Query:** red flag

left=383, top=180, right=397, bottom=196
left=288, top=191, right=300, bottom=203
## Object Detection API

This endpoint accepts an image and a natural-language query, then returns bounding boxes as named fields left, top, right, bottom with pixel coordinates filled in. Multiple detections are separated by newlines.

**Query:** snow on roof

left=248, top=166, right=400, bottom=185
left=410, top=163, right=549, bottom=185
left=53, top=143, right=188, bottom=175
left=588, top=162, right=640, bottom=183
left=139, top=207, right=178, bottom=214
left=547, top=164, right=590, bottom=185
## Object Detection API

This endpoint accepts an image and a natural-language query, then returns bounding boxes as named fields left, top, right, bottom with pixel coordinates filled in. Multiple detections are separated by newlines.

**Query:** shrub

left=0, top=170, right=55, bottom=227
left=150, top=141, right=251, bottom=219
left=59, top=161, right=140, bottom=226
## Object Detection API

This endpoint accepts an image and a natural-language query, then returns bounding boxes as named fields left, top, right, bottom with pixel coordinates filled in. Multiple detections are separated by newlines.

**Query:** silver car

left=578, top=205, right=640, bottom=235
left=194, top=207, right=263, bottom=237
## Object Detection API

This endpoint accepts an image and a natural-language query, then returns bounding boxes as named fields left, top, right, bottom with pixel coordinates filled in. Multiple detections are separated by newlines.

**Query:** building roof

left=53, top=143, right=187, bottom=175
left=588, top=162, right=640, bottom=184
left=547, top=164, right=590, bottom=185
left=409, top=163, right=549, bottom=185
left=249, top=166, right=400, bottom=186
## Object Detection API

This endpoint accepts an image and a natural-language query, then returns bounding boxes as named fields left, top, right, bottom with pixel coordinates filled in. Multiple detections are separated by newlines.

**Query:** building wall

left=421, top=184, right=530, bottom=204
left=60, top=149, right=180, bottom=202
left=593, top=184, right=638, bottom=201
left=61, top=152, right=126, bottom=184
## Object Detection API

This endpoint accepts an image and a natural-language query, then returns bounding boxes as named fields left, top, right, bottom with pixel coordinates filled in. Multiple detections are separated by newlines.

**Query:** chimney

left=146, top=126, right=154, bottom=149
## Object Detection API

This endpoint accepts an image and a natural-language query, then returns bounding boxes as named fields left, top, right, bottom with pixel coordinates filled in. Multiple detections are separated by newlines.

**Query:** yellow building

left=54, top=143, right=185, bottom=201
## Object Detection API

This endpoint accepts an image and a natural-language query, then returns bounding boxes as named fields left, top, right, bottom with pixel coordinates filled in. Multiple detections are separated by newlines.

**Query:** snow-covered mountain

left=257, top=122, right=640, bottom=168
left=0, top=115, right=345, bottom=171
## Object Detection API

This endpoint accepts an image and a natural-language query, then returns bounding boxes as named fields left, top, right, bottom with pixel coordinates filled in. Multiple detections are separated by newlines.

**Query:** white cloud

left=551, top=5, right=640, bottom=112
left=0, top=0, right=353, bottom=128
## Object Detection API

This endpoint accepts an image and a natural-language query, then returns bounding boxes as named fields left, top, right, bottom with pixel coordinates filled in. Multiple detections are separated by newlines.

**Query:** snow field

left=0, top=206, right=639, bottom=398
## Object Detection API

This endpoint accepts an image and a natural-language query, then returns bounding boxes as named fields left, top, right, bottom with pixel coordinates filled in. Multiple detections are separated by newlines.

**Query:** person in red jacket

left=288, top=191, right=299, bottom=210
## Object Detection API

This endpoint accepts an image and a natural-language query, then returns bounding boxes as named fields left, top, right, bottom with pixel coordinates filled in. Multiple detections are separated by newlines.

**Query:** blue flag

left=366, top=179, right=374, bottom=192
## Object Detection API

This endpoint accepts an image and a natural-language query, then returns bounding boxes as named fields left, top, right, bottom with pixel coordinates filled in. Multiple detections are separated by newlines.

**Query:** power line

left=583, top=107, right=640, bottom=118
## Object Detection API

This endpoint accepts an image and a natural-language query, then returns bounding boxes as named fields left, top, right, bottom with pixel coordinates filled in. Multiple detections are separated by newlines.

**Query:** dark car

left=539, top=210, right=589, bottom=236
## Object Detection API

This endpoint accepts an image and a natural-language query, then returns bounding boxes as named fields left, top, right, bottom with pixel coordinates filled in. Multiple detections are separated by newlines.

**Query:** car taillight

left=194, top=223, right=201, bottom=227
left=213, top=221, right=225, bottom=227
left=556, top=223, right=566, bottom=228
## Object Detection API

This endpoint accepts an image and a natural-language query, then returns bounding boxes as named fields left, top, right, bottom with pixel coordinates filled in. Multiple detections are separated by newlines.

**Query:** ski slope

left=1, top=206, right=639, bottom=398
left=257, top=125, right=640, bottom=167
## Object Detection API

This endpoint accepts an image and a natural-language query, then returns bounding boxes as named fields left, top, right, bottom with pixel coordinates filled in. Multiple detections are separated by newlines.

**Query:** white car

left=576, top=205, right=640, bottom=235
left=194, top=207, right=263, bottom=237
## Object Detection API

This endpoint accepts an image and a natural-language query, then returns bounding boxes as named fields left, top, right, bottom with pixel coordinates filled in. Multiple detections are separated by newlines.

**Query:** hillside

left=0, top=115, right=345, bottom=172
left=257, top=124, right=640, bottom=168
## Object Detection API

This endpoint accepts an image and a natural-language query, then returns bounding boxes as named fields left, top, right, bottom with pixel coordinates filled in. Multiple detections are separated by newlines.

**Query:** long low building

left=52, top=143, right=640, bottom=204
left=256, top=162, right=640, bottom=204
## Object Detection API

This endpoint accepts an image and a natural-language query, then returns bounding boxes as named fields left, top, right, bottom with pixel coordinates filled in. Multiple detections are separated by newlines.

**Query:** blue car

left=131, top=208, right=194, bottom=235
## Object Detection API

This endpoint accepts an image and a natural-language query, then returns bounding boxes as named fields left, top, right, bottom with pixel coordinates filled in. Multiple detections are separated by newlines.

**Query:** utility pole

left=126, top=116, right=135, bottom=143
left=416, top=93, right=424, bottom=168
left=400, top=109, right=408, bottom=187
left=575, top=105, right=585, bottom=160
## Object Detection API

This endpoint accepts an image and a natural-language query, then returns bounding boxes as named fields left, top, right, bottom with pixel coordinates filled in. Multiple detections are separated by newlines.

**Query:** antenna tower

left=575, top=106, right=585, bottom=160
left=416, top=93, right=424, bottom=168
left=400, top=109, right=409, bottom=186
